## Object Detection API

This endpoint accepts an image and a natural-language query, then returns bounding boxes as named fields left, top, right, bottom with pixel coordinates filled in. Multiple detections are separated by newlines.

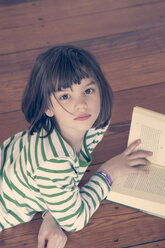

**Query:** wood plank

left=0, top=203, right=165, bottom=248
left=1, top=51, right=165, bottom=114
left=1, top=1, right=165, bottom=248
left=0, top=1, right=165, bottom=54
left=0, top=216, right=41, bottom=248
left=66, top=203, right=165, bottom=248
left=0, top=0, right=162, bottom=22
left=1, top=24, right=165, bottom=79
left=128, top=240, right=165, bottom=248
left=1, top=24, right=165, bottom=112
left=0, top=111, right=28, bottom=144
left=103, top=51, right=165, bottom=91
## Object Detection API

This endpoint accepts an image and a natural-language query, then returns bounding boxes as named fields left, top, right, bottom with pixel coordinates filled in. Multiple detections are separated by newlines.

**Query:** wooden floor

left=0, top=0, right=165, bottom=247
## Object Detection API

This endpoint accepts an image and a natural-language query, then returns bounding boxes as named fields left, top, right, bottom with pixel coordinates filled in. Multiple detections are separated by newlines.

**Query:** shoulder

left=32, top=127, right=76, bottom=167
left=86, top=121, right=110, bottom=142
left=85, top=121, right=110, bottom=153
left=0, top=130, right=28, bottom=154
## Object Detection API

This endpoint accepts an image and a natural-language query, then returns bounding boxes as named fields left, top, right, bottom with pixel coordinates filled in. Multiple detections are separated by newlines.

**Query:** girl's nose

left=75, top=96, right=87, bottom=110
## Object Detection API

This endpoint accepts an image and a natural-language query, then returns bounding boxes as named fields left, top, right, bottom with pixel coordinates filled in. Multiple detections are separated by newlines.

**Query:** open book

left=107, top=106, right=165, bottom=218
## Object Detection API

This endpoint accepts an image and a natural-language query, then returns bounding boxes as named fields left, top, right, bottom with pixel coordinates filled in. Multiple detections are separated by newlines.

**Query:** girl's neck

left=59, top=127, right=86, bottom=156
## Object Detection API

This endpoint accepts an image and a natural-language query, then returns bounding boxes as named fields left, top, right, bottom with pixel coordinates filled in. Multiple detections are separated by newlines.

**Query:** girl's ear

left=45, top=108, right=54, bottom=117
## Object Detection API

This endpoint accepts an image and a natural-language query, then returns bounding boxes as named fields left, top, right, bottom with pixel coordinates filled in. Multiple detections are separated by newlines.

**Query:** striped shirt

left=0, top=124, right=110, bottom=232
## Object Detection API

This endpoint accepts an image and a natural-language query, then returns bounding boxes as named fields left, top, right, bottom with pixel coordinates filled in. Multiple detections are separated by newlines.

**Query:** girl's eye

left=85, top=88, right=94, bottom=95
left=59, top=94, right=70, bottom=100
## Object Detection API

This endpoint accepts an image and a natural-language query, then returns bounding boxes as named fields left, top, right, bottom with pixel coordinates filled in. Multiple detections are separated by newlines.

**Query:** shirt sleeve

left=35, top=160, right=110, bottom=232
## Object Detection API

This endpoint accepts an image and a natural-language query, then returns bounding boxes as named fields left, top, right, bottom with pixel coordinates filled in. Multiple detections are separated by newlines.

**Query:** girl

left=0, top=45, right=152, bottom=248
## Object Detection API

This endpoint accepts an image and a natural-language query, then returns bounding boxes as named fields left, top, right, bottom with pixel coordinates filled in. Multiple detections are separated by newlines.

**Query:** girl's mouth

left=74, top=114, right=91, bottom=121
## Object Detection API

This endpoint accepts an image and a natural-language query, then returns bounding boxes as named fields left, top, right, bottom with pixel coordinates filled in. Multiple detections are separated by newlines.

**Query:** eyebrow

left=85, top=81, right=96, bottom=87
left=57, top=81, right=96, bottom=92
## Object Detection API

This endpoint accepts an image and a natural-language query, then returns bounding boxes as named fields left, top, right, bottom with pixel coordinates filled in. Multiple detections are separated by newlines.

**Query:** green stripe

left=45, top=192, right=75, bottom=206
left=19, top=136, right=23, bottom=152
left=0, top=193, right=33, bottom=228
left=83, top=132, right=92, bottom=163
left=55, top=129, right=69, bottom=157
left=17, top=157, right=30, bottom=188
left=1, top=136, right=15, bottom=174
left=87, top=140, right=99, bottom=147
left=37, top=179, right=73, bottom=190
left=35, top=133, right=40, bottom=168
left=18, top=158, right=40, bottom=193
left=35, top=175, right=69, bottom=182
left=9, top=210, right=24, bottom=223
left=62, top=222, right=73, bottom=228
left=0, top=142, right=4, bottom=151
left=3, top=171, right=12, bottom=190
left=0, top=193, right=36, bottom=221
left=88, top=148, right=94, bottom=152
left=10, top=141, right=15, bottom=164
left=28, top=136, right=34, bottom=173
left=79, top=171, right=87, bottom=176
left=76, top=201, right=88, bottom=228
left=24, top=146, right=27, bottom=164
left=58, top=201, right=85, bottom=222
left=37, top=184, right=59, bottom=189
left=0, top=194, right=8, bottom=212
left=94, top=173, right=110, bottom=192
left=0, top=194, right=24, bottom=225
left=83, top=197, right=91, bottom=212
left=37, top=166, right=73, bottom=173
left=80, top=190, right=96, bottom=209
left=84, top=185, right=101, bottom=203
left=48, top=135, right=58, bottom=157
left=41, top=130, right=47, bottom=161
left=18, top=155, right=39, bottom=194
left=48, top=159, right=68, bottom=163
left=86, top=133, right=97, bottom=139
left=80, top=150, right=89, bottom=162
left=0, top=222, right=4, bottom=230
left=86, top=131, right=104, bottom=139
left=5, top=209, right=24, bottom=223
left=21, top=130, right=27, bottom=137
left=79, top=158, right=91, bottom=168
left=50, top=198, right=77, bottom=213
left=70, top=228, right=77, bottom=232
left=27, top=210, right=36, bottom=216
left=10, top=183, right=45, bottom=210
left=40, top=191, right=67, bottom=198
left=91, top=179, right=104, bottom=198
left=4, top=193, right=35, bottom=211
left=82, top=201, right=88, bottom=227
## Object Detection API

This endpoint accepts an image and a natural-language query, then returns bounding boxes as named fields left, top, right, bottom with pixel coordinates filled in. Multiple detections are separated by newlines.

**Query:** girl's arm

left=38, top=211, right=67, bottom=248
left=36, top=140, right=152, bottom=233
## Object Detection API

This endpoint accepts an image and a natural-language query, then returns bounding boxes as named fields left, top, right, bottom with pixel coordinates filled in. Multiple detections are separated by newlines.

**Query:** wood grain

left=0, top=0, right=165, bottom=247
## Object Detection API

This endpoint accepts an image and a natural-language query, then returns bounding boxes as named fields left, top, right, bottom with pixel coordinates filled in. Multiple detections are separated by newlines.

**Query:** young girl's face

left=45, top=77, right=100, bottom=136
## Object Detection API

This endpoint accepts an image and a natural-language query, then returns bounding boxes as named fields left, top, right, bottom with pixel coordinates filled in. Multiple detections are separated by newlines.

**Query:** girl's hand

left=38, top=211, right=67, bottom=248
left=100, top=139, right=153, bottom=182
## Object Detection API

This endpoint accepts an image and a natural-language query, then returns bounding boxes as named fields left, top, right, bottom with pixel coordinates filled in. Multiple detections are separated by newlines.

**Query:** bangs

left=55, top=65, right=90, bottom=91
left=46, top=47, right=96, bottom=92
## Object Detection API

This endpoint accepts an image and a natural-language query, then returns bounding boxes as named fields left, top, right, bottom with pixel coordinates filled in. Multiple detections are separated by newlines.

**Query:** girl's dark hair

left=22, top=45, right=113, bottom=136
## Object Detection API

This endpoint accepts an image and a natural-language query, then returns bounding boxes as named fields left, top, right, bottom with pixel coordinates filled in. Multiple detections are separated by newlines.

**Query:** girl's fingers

left=124, top=139, right=141, bottom=156
left=129, top=158, right=150, bottom=167
left=129, top=166, right=149, bottom=175
left=124, top=140, right=153, bottom=159
left=128, top=150, right=153, bottom=160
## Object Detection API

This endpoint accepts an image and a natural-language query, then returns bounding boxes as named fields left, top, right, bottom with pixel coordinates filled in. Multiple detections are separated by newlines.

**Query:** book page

left=110, top=164, right=165, bottom=204
left=128, top=107, right=165, bottom=167
left=108, top=107, right=165, bottom=218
